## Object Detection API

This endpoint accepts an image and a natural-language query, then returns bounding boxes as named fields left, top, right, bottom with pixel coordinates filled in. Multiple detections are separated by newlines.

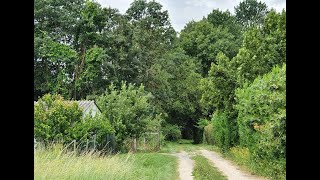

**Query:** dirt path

left=170, top=151, right=194, bottom=180
left=199, top=149, right=266, bottom=180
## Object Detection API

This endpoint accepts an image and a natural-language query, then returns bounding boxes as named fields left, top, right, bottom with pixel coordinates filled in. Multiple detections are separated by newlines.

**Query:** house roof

left=76, top=100, right=100, bottom=113
left=34, top=100, right=101, bottom=113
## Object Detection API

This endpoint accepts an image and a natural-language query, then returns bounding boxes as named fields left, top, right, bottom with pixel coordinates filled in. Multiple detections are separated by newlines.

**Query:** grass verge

left=35, top=143, right=178, bottom=180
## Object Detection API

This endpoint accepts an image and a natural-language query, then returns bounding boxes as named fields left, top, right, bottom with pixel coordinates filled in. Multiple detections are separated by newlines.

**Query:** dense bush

left=34, top=93, right=115, bottom=151
left=203, top=123, right=214, bottom=145
left=34, top=94, right=82, bottom=143
left=235, top=64, right=286, bottom=179
left=97, top=82, right=160, bottom=151
left=72, top=114, right=115, bottom=151
left=162, top=123, right=181, bottom=141
left=210, top=111, right=233, bottom=151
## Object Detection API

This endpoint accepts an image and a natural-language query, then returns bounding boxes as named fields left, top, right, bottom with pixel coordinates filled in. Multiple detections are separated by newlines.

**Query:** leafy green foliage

left=210, top=111, right=233, bottom=151
left=146, top=48, right=202, bottom=141
left=161, top=123, right=181, bottom=141
left=232, top=10, right=286, bottom=86
left=235, top=0, right=269, bottom=28
left=199, top=52, right=237, bottom=114
left=34, top=0, right=122, bottom=100
left=206, top=9, right=243, bottom=50
left=125, top=0, right=176, bottom=86
left=235, top=64, right=286, bottom=179
left=72, top=114, right=114, bottom=150
left=34, top=93, right=114, bottom=151
left=203, top=124, right=214, bottom=145
left=199, top=52, right=239, bottom=148
left=34, top=94, right=82, bottom=142
left=96, top=82, right=159, bottom=150
left=179, top=20, right=240, bottom=75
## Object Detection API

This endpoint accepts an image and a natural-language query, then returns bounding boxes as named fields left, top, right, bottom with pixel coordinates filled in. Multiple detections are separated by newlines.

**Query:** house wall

left=83, top=104, right=101, bottom=118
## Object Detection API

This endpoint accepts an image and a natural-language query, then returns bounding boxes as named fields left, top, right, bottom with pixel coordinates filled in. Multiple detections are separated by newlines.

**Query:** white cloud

left=96, top=0, right=286, bottom=32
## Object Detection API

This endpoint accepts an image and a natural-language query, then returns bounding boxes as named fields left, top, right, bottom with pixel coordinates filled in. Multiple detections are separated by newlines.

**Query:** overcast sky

left=96, top=0, right=286, bottom=32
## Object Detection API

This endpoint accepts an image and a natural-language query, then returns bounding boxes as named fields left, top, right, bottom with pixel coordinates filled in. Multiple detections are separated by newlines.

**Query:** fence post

left=133, top=137, right=137, bottom=152
left=158, top=131, right=161, bottom=151
left=94, top=134, right=96, bottom=150
left=74, top=140, right=76, bottom=152
left=86, top=139, right=88, bottom=151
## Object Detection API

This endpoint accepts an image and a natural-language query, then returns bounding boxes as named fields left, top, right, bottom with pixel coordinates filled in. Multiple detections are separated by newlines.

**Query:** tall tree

left=232, top=10, right=286, bottom=85
left=199, top=52, right=239, bottom=147
left=148, top=48, right=202, bottom=141
left=234, top=0, right=269, bottom=28
left=34, top=0, right=85, bottom=100
left=34, top=0, right=122, bottom=100
left=207, top=9, right=242, bottom=38
left=179, top=20, right=240, bottom=75
left=125, top=0, right=176, bottom=85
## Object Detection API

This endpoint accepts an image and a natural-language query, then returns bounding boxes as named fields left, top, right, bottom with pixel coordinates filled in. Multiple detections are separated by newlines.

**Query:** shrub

left=235, top=64, right=286, bottom=179
left=97, top=82, right=160, bottom=151
left=161, top=123, right=181, bottom=141
left=72, top=114, right=115, bottom=151
left=203, top=124, right=214, bottom=145
left=34, top=94, right=82, bottom=143
left=211, top=111, right=232, bottom=151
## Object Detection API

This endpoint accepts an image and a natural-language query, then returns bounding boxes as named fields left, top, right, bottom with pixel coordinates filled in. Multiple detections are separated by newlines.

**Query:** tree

left=125, top=0, right=177, bottom=85
left=179, top=20, right=240, bottom=75
left=147, top=48, right=202, bottom=141
left=235, top=0, right=269, bottom=28
left=199, top=52, right=237, bottom=115
left=199, top=52, right=239, bottom=147
left=34, top=0, right=122, bottom=100
left=207, top=9, right=242, bottom=39
left=34, top=32, right=78, bottom=99
left=232, top=10, right=286, bottom=86
left=34, top=0, right=85, bottom=100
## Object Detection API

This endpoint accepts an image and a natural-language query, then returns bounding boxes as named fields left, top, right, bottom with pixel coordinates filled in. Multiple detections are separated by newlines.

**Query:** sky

left=96, top=0, right=286, bottom=32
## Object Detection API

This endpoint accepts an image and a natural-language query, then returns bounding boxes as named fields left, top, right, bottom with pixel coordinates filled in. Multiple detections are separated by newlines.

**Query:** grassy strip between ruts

left=118, top=152, right=178, bottom=180
left=191, top=154, right=227, bottom=180
left=35, top=143, right=178, bottom=180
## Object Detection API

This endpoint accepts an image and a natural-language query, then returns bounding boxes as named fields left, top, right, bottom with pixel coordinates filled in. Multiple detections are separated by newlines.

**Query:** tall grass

left=35, top=143, right=132, bottom=180
left=119, top=153, right=178, bottom=180
left=35, top=142, right=178, bottom=180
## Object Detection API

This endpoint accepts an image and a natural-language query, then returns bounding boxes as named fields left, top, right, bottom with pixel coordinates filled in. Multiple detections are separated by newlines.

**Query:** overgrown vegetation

left=34, top=0, right=285, bottom=179
left=96, top=82, right=162, bottom=152
left=34, top=94, right=115, bottom=151
left=35, top=143, right=178, bottom=180
left=235, top=64, right=286, bottom=179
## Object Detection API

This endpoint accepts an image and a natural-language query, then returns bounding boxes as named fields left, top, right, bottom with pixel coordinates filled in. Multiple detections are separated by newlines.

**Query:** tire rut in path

left=199, top=149, right=266, bottom=180
left=171, top=151, right=194, bottom=180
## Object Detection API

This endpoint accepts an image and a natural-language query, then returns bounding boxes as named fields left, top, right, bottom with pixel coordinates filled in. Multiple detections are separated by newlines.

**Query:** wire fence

left=130, top=132, right=161, bottom=152
left=34, top=134, right=116, bottom=154
left=34, top=132, right=161, bottom=154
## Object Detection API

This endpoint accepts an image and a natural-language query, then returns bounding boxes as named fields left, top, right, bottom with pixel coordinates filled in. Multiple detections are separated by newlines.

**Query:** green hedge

left=235, top=64, right=286, bottom=179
